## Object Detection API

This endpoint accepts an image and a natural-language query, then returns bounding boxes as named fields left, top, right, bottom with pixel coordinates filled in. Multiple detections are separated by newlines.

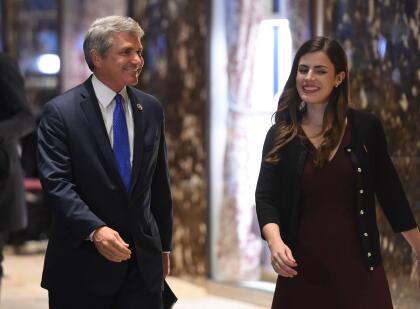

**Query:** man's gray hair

left=83, top=15, right=144, bottom=71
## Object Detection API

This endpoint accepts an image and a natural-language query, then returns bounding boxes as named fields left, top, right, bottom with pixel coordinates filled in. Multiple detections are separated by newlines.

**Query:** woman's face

left=296, top=51, right=344, bottom=106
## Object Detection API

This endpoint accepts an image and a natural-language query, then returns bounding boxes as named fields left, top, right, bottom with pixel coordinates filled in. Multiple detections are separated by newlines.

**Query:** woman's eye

left=298, top=68, right=308, bottom=74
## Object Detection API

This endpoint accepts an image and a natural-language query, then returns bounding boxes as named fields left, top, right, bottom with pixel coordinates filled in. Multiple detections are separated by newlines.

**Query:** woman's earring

left=299, top=101, right=306, bottom=111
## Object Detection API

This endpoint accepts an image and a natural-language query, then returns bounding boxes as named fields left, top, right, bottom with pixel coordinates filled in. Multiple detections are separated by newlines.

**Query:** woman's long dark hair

left=265, top=37, right=350, bottom=167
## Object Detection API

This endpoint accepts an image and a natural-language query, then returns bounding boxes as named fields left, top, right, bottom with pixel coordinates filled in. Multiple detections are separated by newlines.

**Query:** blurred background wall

left=1, top=0, right=419, bottom=306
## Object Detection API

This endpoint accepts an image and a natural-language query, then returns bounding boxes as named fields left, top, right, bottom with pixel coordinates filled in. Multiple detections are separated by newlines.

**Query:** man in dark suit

left=0, top=53, right=35, bottom=293
left=37, top=16, right=173, bottom=308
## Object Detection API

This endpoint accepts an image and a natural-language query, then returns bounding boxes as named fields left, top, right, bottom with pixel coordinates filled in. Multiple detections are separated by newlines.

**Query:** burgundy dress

left=272, top=124, right=393, bottom=309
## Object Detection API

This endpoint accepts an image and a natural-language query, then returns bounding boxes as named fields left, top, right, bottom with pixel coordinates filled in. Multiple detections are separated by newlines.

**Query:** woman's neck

left=302, top=102, right=328, bottom=127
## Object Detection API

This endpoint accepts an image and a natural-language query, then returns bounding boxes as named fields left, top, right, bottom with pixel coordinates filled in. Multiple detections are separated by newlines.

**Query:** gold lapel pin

left=136, top=103, right=143, bottom=111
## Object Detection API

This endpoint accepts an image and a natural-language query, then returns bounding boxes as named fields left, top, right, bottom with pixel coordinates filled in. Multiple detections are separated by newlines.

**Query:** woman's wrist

left=268, top=239, right=281, bottom=249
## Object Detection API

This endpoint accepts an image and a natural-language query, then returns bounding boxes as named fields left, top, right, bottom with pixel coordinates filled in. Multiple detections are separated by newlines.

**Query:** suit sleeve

left=255, top=125, right=282, bottom=238
left=0, top=56, right=35, bottom=143
left=372, top=116, right=417, bottom=232
left=150, top=113, right=173, bottom=252
left=37, top=102, right=106, bottom=246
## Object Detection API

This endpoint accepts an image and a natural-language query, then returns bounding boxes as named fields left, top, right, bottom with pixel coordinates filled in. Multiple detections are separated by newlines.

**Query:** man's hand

left=92, top=226, right=131, bottom=262
left=162, top=252, right=170, bottom=278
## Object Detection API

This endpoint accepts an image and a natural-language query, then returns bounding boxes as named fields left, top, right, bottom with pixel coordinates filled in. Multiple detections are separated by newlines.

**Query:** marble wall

left=131, top=0, right=210, bottom=276
left=324, top=0, right=420, bottom=306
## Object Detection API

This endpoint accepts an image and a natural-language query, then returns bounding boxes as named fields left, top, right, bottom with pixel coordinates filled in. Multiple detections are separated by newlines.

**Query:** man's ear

left=90, top=49, right=102, bottom=69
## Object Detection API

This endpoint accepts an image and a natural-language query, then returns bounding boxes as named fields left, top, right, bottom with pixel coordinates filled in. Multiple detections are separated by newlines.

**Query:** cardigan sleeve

left=255, top=125, right=282, bottom=236
left=372, top=116, right=417, bottom=232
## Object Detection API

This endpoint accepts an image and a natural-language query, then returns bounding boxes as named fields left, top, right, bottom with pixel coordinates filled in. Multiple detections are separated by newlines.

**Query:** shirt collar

left=91, top=75, right=129, bottom=108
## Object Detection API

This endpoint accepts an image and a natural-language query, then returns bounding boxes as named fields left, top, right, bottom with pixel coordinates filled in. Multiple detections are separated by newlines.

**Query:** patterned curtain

left=217, top=0, right=267, bottom=281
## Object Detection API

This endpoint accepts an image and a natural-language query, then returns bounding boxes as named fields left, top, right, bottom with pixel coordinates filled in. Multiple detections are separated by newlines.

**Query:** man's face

left=93, top=32, right=144, bottom=92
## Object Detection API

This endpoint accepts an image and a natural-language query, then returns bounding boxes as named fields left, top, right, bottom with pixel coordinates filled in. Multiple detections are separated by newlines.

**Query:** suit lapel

left=78, top=77, right=128, bottom=195
left=128, top=87, right=145, bottom=192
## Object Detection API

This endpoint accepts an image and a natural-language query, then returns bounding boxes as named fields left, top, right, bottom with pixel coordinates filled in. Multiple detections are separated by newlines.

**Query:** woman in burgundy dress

left=255, top=37, right=420, bottom=308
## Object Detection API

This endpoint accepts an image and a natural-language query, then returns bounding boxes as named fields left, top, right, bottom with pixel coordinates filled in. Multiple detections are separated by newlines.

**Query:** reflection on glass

left=255, top=18, right=292, bottom=109
left=36, top=54, right=60, bottom=74
left=13, top=0, right=59, bottom=76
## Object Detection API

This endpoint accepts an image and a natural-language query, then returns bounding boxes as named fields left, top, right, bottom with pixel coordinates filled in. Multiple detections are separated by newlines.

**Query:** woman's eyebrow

left=298, top=64, right=329, bottom=70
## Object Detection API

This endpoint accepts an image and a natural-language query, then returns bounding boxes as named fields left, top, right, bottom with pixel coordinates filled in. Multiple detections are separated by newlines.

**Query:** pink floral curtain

left=217, top=0, right=267, bottom=280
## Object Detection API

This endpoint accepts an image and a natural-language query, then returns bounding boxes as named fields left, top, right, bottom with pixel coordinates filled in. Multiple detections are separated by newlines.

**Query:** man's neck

left=93, top=72, right=123, bottom=93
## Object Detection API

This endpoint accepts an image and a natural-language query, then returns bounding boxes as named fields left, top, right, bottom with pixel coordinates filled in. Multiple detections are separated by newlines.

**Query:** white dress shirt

left=91, top=74, right=134, bottom=165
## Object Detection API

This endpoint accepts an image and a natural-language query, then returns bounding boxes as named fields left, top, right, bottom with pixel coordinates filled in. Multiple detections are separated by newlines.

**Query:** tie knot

left=115, top=93, right=123, bottom=105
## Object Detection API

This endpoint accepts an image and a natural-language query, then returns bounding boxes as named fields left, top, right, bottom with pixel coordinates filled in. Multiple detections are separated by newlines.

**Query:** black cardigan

left=255, top=108, right=417, bottom=271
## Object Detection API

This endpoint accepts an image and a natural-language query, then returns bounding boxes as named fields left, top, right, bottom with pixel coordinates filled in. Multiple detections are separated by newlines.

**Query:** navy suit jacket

left=37, top=76, right=173, bottom=295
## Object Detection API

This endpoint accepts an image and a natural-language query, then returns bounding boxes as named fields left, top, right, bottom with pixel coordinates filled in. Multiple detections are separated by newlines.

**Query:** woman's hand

left=269, top=240, right=298, bottom=277
left=262, top=223, right=298, bottom=277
